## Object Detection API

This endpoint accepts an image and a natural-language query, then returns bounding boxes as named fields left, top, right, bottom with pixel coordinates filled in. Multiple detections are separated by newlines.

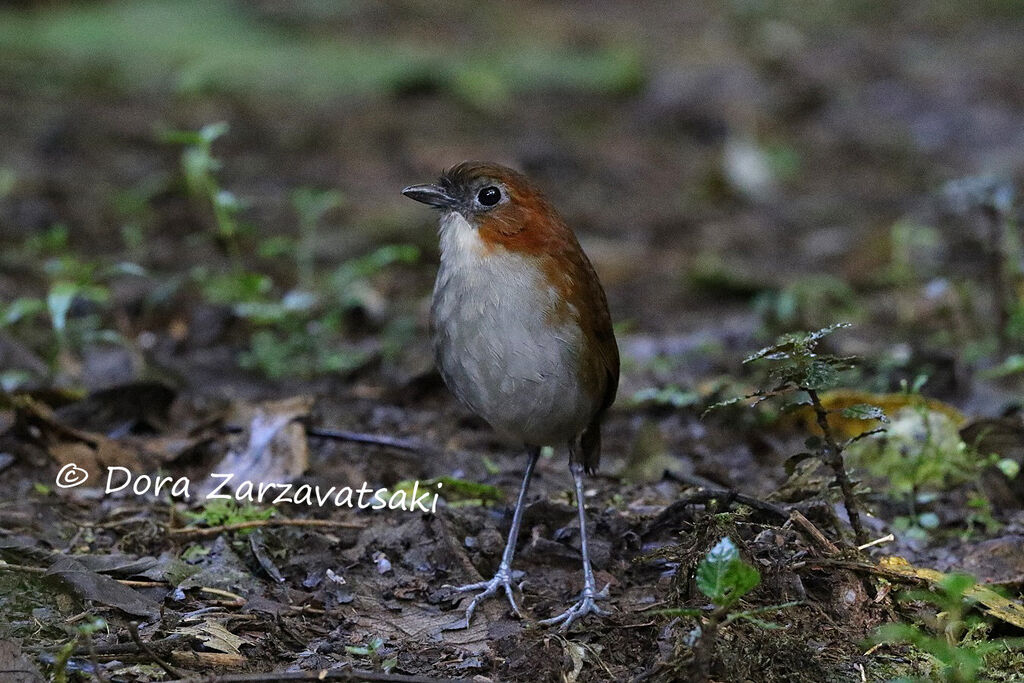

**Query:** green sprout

left=661, top=537, right=799, bottom=680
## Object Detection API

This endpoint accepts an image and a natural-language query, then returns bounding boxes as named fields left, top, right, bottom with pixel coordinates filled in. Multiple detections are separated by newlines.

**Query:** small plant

left=235, top=244, right=419, bottom=379
left=291, top=187, right=344, bottom=292
left=847, top=378, right=1018, bottom=539
left=158, top=123, right=418, bottom=380
left=662, top=537, right=798, bottom=681
left=345, top=636, right=397, bottom=674
left=183, top=499, right=276, bottom=530
left=708, top=323, right=880, bottom=544
left=870, top=573, right=1024, bottom=683
left=162, top=121, right=248, bottom=266
left=51, top=617, right=107, bottom=683
left=0, top=248, right=142, bottom=385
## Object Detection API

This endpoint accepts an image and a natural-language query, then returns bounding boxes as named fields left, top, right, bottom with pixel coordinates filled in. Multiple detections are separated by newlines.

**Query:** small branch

left=306, top=427, right=426, bottom=453
left=167, top=517, right=364, bottom=539
left=788, top=510, right=840, bottom=555
left=128, top=621, right=184, bottom=679
left=806, top=388, right=867, bottom=545
left=645, top=488, right=789, bottom=538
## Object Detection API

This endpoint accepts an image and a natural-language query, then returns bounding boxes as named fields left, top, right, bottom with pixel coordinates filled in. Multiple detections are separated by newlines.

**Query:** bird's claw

left=539, top=583, right=611, bottom=631
left=442, top=565, right=523, bottom=629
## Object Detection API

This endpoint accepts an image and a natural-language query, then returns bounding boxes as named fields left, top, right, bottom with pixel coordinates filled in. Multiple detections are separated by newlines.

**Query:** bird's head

left=402, top=161, right=572, bottom=254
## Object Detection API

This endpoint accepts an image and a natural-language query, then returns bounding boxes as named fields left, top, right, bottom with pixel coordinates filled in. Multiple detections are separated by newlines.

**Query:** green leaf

left=938, top=573, right=976, bottom=601
left=2, top=297, right=46, bottom=326
left=696, top=537, right=761, bottom=606
left=800, top=359, right=839, bottom=390
left=701, top=395, right=747, bottom=417
left=329, top=244, right=420, bottom=294
left=743, top=322, right=852, bottom=364
left=979, top=354, right=1024, bottom=379
left=841, top=403, right=888, bottom=422
left=46, top=281, right=80, bottom=334
left=199, top=121, right=230, bottom=144
left=292, top=187, right=344, bottom=225
left=997, top=458, right=1020, bottom=480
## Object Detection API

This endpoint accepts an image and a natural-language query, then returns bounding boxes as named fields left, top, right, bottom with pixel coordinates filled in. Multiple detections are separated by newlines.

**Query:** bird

left=402, top=161, right=619, bottom=630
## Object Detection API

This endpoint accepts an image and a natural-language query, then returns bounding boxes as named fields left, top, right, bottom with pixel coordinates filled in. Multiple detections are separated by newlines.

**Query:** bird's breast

left=430, top=212, right=597, bottom=446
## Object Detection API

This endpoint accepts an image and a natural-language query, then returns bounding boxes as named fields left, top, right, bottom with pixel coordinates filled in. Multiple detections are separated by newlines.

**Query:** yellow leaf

left=784, top=389, right=967, bottom=439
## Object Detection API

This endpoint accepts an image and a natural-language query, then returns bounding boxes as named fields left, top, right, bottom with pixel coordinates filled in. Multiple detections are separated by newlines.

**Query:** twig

left=167, top=517, right=364, bottom=539
left=198, top=586, right=246, bottom=605
left=788, top=510, right=840, bottom=555
left=306, top=427, right=426, bottom=453
left=857, top=533, right=895, bottom=551
left=806, top=389, right=867, bottom=545
left=117, top=579, right=167, bottom=588
left=655, top=488, right=789, bottom=522
left=128, top=621, right=184, bottom=679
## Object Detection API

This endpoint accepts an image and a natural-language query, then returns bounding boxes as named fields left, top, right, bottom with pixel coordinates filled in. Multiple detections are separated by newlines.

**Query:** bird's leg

left=539, top=458, right=610, bottom=630
left=444, top=446, right=540, bottom=628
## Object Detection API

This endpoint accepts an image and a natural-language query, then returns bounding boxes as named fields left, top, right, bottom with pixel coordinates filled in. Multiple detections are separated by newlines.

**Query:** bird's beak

left=402, top=184, right=458, bottom=209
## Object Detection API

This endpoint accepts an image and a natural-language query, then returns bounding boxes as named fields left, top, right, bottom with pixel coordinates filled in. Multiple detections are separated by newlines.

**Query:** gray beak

left=402, top=183, right=458, bottom=209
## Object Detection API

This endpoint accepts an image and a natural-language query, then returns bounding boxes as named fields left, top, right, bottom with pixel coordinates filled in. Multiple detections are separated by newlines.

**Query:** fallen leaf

left=878, top=556, right=1024, bottom=629
left=173, top=620, right=252, bottom=655
left=783, top=389, right=966, bottom=439
left=44, top=557, right=161, bottom=618
left=200, top=396, right=312, bottom=496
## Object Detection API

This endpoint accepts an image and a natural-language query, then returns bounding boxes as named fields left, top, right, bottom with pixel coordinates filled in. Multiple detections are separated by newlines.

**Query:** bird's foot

left=539, top=583, right=610, bottom=631
left=442, top=564, right=523, bottom=630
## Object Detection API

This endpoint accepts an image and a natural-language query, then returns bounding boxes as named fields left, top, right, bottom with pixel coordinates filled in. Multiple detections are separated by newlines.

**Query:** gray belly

left=430, top=258, right=596, bottom=447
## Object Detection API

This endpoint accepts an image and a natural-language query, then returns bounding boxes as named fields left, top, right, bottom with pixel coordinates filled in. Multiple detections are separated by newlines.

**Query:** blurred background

left=0, top=0, right=1022, bottom=406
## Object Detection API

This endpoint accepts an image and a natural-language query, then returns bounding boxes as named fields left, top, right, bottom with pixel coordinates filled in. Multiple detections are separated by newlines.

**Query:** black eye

left=477, top=186, right=501, bottom=206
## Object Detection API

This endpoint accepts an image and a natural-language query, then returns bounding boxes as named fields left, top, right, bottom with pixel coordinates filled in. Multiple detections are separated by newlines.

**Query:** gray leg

left=539, top=459, right=610, bottom=630
left=445, top=446, right=540, bottom=628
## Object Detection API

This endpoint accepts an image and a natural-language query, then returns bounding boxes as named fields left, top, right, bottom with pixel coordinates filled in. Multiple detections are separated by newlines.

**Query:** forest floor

left=1, top=2, right=1023, bottom=681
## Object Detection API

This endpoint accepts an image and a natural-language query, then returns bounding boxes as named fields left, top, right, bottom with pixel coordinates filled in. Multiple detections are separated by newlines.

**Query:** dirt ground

left=1, top=2, right=1024, bottom=681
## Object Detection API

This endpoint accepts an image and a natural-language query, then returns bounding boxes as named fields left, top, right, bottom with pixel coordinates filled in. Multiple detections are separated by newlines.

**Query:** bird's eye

left=477, top=186, right=501, bottom=207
